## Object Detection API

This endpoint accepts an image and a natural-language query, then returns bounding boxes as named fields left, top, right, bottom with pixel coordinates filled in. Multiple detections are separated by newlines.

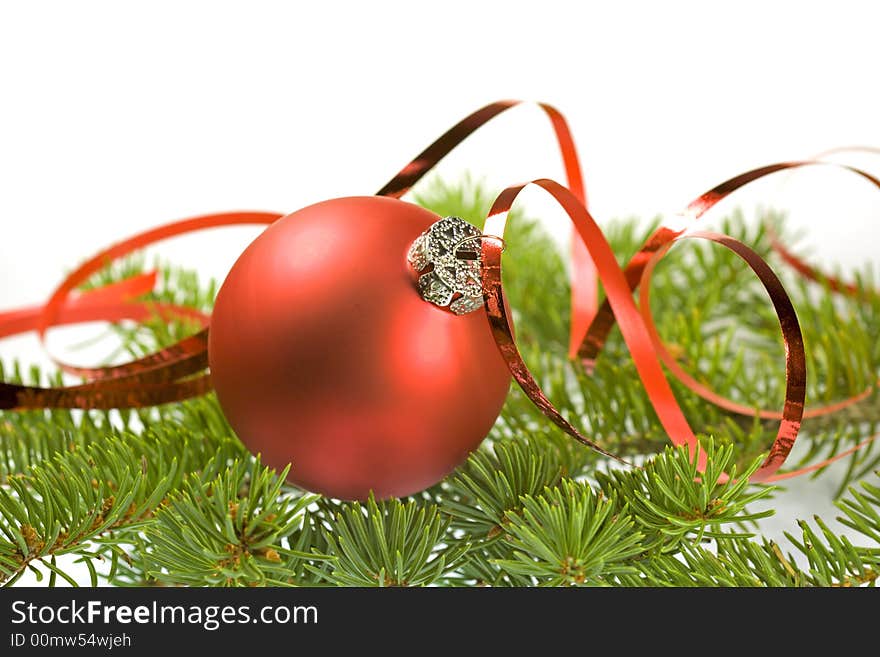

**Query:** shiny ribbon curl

left=482, top=180, right=805, bottom=482
left=0, top=101, right=877, bottom=483
left=1, top=101, right=588, bottom=408
left=0, top=212, right=282, bottom=409
left=588, top=161, right=880, bottom=426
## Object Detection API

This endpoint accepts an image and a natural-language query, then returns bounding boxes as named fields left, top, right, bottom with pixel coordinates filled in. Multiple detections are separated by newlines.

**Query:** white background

left=1, top=1, right=879, bottom=584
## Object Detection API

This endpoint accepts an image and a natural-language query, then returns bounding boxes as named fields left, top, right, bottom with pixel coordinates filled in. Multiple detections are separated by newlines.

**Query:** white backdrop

left=1, top=1, right=879, bottom=584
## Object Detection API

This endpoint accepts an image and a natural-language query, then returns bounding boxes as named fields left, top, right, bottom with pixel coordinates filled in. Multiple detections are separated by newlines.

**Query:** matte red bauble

left=208, top=196, right=511, bottom=500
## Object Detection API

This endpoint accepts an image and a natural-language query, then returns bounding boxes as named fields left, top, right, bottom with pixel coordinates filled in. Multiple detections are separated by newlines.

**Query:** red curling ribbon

left=639, top=243, right=874, bottom=421
left=481, top=179, right=807, bottom=481
left=377, top=100, right=598, bottom=355
left=36, top=212, right=282, bottom=378
left=1, top=101, right=592, bottom=409
left=0, top=101, right=876, bottom=483
left=0, top=212, right=281, bottom=409
left=0, top=271, right=157, bottom=338
left=635, top=230, right=806, bottom=482
left=579, top=162, right=880, bottom=360
left=0, top=279, right=213, bottom=409
left=579, top=162, right=880, bottom=412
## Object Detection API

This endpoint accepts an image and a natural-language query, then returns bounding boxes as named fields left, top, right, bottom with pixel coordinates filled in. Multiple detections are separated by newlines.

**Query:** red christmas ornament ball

left=208, top=196, right=511, bottom=500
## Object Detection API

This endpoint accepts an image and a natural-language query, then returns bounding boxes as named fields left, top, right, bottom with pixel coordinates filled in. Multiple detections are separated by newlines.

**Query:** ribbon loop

left=0, top=103, right=875, bottom=483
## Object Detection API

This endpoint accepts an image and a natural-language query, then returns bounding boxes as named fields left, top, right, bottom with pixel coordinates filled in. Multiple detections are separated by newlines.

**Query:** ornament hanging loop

left=407, top=216, right=498, bottom=315
left=453, top=233, right=507, bottom=259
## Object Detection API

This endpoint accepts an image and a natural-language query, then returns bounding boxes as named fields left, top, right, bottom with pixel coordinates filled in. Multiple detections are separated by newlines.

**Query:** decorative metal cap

left=407, top=216, right=493, bottom=315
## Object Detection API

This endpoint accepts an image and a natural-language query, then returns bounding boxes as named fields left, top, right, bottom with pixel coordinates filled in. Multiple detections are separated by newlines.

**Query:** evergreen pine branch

left=594, top=441, right=774, bottom=550
left=615, top=540, right=804, bottom=586
left=315, top=496, right=468, bottom=586
left=491, top=479, right=643, bottom=586
left=0, top=427, right=239, bottom=586
left=441, top=439, right=565, bottom=538
left=140, top=458, right=323, bottom=587
left=0, top=174, right=878, bottom=587
left=614, top=473, right=880, bottom=587
left=836, top=476, right=880, bottom=545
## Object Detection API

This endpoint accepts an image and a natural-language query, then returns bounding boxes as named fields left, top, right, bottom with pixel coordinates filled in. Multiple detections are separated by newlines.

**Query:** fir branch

left=0, top=429, right=188, bottom=586
left=616, top=540, right=803, bottom=587
left=594, top=441, right=774, bottom=551
left=316, top=496, right=467, bottom=587
left=441, top=439, right=564, bottom=539
left=836, top=475, right=880, bottom=545
left=1, top=174, right=878, bottom=588
left=141, top=458, right=322, bottom=587
left=492, top=479, right=643, bottom=586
